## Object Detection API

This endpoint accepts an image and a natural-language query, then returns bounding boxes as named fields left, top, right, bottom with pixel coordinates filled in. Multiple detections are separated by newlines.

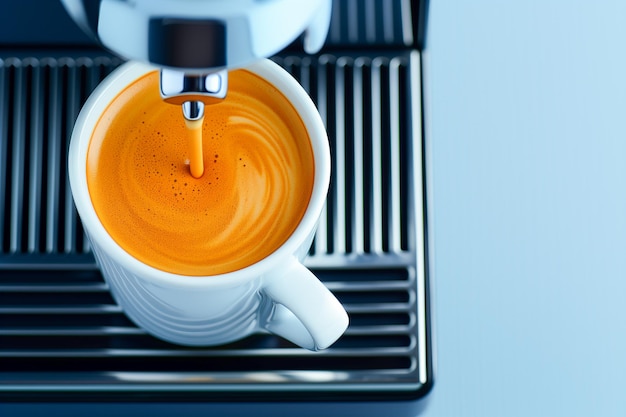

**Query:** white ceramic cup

left=68, top=59, right=348, bottom=350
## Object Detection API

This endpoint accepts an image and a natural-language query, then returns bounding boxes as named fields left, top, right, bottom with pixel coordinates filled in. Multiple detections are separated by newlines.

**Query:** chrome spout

left=160, top=69, right=227, bottom=120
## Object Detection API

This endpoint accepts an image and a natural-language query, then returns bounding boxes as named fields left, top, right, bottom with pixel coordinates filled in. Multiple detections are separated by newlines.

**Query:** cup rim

left=68, top=59, right=330, bottom=289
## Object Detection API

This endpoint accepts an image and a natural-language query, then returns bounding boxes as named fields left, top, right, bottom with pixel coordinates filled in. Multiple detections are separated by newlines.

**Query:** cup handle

left=262, top=257, right=349, bottom=351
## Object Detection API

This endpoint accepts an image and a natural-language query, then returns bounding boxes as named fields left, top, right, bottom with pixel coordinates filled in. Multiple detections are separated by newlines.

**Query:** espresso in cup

left=86, top=70, right=315, bottom=276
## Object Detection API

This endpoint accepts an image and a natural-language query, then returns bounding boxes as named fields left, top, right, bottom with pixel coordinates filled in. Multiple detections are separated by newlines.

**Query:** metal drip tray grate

left=0, top=0, right=431, bottom=397
left=0, top=50, right=429, bottom=401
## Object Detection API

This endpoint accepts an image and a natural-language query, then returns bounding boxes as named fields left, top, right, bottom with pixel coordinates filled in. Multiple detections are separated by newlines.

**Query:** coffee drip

left=61, top=0, right=332, bottom=174
left=184, top=110, right=205, bottom=179
left=161, top=70, right=227, bottom=178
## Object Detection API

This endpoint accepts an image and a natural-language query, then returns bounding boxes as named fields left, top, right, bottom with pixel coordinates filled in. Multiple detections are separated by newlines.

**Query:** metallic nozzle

left=160, top=69, right=228, bottom=106
left=182, top=101, right=205, bottom=121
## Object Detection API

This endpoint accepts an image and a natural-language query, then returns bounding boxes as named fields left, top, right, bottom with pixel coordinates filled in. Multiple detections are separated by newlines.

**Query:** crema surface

left=87, top=70, right=314, bottom=276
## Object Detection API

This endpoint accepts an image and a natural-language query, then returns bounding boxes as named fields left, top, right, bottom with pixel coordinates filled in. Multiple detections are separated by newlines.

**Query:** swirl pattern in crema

left=87, top=70, right=314, bottom=276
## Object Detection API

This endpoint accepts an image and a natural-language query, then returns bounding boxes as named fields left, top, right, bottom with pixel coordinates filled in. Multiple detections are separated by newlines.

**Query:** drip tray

left=0, top=51, right=431, bottom=401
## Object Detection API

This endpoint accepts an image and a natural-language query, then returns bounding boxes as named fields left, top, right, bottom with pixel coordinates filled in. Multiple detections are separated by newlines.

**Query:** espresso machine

left=0, top=0, right=432, bottom=415
left=60, top=0, right=332, bottom=120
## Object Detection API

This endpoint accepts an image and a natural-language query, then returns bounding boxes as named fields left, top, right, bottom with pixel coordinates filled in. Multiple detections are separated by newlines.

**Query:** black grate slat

left=0, top=60, right=7, bottom=253
left=45, top=60, right=63, bottom=254
left=9, top=58, right=26, bottom=254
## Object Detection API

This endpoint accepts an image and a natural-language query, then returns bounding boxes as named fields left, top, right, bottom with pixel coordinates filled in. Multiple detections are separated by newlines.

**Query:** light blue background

left=422, top=0, right=626, bottom=415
